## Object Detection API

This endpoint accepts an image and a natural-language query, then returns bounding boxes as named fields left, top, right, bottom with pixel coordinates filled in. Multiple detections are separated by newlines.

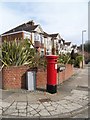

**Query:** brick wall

left=57, top=70, right=65, bottom=84
left=2, top=66, right=30, bottom=89
left=58, top=64, right=74, bottom=84
left=36, top=64, right=73, bottom=89
left=2, top=32, right=23, bottom=42
left=36, top=69, right=47, bottom=89
left=2, top=66, right=47, bottom=90
left=2, top=64, right=73, bottom=90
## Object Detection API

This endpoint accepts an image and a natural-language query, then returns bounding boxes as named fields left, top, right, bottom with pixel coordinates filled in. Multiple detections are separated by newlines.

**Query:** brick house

left=1, top=20, right=45, bottom=54
left=1, top=20, right=63, bottom=56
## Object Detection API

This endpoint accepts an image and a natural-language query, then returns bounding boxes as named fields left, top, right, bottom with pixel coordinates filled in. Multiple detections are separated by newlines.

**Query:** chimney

left=27, top=20, right=35, bottom=26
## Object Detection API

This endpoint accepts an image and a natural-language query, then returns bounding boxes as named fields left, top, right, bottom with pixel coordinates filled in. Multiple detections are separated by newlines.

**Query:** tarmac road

left=72, top=107, right=89, bottom=118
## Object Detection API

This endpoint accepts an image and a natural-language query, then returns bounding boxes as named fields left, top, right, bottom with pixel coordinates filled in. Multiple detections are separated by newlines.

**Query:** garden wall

left=36, top=69, right=47, bottom=89
left=2, top=66, right=30, bottom=89
left=36, top=64, right=74, bottom=89
left=58, top=64, right=74, bottom=84
left=2, top=64, right=73, bottom=90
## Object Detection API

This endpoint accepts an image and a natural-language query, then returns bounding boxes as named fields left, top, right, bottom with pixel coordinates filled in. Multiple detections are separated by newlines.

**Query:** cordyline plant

left=57, top=52, right=83, bottom=68
left=0, top=39, right=36, bottom=67
left=58, top=53, right=71, bottom=65
left=0, top=39, right=47, bottom=69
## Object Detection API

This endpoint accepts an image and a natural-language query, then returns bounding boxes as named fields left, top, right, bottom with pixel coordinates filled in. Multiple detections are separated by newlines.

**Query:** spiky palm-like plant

left=0, top=39, right=36, bottom=67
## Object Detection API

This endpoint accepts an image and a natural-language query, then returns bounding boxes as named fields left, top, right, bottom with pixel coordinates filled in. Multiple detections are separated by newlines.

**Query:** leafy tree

left=79, top=41, right=90, bottom=53
left=84, top=41, right=90, bottom=53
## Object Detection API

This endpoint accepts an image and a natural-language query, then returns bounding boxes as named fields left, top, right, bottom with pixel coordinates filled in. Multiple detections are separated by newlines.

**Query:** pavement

left=0, top=66, right=2, bottom=89
left=0, top=65, right=89, bottom=119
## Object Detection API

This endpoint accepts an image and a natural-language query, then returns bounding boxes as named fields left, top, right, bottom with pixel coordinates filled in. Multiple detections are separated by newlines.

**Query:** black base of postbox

left=46, top=84, right=57, bottom=94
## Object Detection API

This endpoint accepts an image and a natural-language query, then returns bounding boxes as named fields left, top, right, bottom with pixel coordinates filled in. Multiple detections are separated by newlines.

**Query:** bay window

left=34, top=33, right=40, bottom=41
left=40, top=35, right=44, bottom=44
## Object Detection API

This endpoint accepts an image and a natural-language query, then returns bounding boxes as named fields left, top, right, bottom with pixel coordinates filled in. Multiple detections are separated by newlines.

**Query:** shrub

left=0, top=39, right=47, bottom=70
left=58, top=54, right=71, bottom=65
left=0, top=39, right=36, bottom=67
left=30, top=54, right=46, bottom=70
left=58, top=52, right=83, bottom=68
left=74, top=55, right=83, bottom=67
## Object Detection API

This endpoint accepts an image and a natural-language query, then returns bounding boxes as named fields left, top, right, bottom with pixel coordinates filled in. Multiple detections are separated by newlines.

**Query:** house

left=42, top=32, right=62, bottom=55
left=43, top=32, right=52, bottom=55
left=71, top=45, right=78, bottom=53
left=63, top=41, right=72, bottom=54
left=58, top=38, right=65, bottom=54
left=49, top=33, right=61, bottom=55
left=1, top=20, right=45, bottom=54
left=1, top=20, right=63, bottom=56
left=0, top=35, right=1, bottom=47
left=0, top=35, right=2, bottom=66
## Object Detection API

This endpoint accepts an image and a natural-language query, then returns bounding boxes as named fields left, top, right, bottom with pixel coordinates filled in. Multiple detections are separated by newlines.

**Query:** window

left=58, top=40, right=61, bottom=43
left=34, top=33, right=40, bottom=41
left=40, top=35, right=44, bottom=44
left=24, top=32, right=31, bottom=39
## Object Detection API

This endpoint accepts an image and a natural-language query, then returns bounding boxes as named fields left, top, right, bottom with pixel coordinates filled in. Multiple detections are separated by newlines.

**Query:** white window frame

left=34, top=33, right=40, bottom=41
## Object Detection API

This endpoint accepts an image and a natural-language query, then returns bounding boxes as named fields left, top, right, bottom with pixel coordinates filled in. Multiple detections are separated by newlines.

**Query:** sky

left=0, top=0, right=89, bottom=45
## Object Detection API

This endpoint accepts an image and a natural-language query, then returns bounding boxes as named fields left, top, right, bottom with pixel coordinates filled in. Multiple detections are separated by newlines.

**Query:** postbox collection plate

left=55, top=64, right=57, bottom=69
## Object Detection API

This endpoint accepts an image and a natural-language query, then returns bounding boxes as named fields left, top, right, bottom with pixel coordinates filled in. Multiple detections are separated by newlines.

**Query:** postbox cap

left=46, top=55, right=58, bottom=59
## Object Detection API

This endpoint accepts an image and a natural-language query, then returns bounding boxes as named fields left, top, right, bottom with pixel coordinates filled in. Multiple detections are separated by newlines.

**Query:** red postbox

left=46, top=55, right=58, bottom=94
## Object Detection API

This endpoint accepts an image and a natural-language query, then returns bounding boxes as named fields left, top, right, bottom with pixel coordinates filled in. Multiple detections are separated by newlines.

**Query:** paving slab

left=36, top=104, right=45, bottom=110
left=39, top=109, right=50, bottom=116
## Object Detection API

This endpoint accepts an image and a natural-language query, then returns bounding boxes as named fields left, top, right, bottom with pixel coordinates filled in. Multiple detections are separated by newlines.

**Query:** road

left=72, top=107, right=89, bottom=118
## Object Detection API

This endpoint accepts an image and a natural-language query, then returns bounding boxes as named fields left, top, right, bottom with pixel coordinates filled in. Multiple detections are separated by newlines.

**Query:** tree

left=84, top=41, right=90, bottom=53
left=79, top=41, right=90, bottom=53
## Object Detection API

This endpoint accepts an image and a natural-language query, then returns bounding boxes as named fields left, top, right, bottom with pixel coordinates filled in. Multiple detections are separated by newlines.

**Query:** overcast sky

left=0, top=0, right=89, bottom=45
